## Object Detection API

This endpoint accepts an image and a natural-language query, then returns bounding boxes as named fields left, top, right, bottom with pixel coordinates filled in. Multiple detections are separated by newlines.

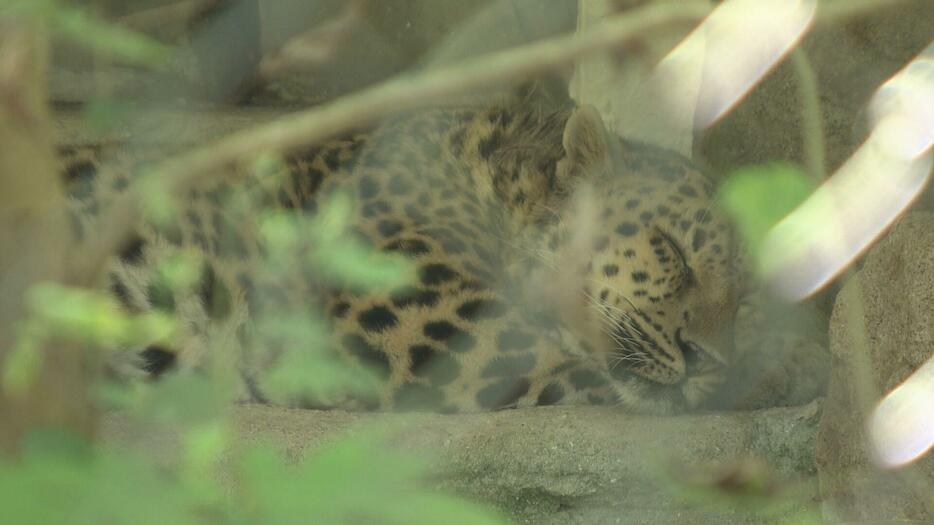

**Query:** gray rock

left=105, top=402, right=820, bottom=523
left=715, top=295, right=830, bottom=411
left=817, top=211, right=934, bottom=522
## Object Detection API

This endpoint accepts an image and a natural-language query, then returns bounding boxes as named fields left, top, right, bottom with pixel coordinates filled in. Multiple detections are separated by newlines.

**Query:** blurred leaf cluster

left=0, top=189, right=500, bottom=522
left=6, top=0, right=171, bottom=65
left=716, top=162, right=816, bottom=274
left=0, top=426, right=505, bottom=525
left=661, top=455, right=822, bottom=525
left=0, top=4, right=506, bottom=523
left=2, top=174, right=505, bottom=525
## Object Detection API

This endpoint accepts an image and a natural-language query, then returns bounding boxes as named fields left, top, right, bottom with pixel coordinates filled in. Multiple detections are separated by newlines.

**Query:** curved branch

left=76, top=1, right=712, bottom=274
left=75, top=0, right=907, bottom=275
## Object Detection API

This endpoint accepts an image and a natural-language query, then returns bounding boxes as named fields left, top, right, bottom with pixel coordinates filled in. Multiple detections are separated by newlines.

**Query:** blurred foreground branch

left=78, top=1, right=711, bottom=275
left=117, top=0, right=223, bottom=41
left=0, top=0, right=905, bottom=456
left=81, top=0, right=907, bottom=275
left=0, top=19, right=97, bottom=453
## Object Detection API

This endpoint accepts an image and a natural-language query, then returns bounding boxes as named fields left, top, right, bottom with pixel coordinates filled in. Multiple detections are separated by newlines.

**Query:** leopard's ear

left=559, top=105, right=614, bottom=178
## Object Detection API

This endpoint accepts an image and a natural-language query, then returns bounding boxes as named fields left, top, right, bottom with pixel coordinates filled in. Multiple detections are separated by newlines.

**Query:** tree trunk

left=0, top=17, right=97, bottom=454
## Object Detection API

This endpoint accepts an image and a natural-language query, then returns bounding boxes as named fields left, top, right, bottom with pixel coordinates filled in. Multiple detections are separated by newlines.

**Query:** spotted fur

left=65, top=102, right=744, bottom=414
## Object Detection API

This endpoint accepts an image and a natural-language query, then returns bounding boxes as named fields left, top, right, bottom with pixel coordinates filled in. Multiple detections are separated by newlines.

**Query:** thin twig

left=74, top=1, right=712, bottom=276
left=117, top=0, right=221, bottom=38
left=125, top=0, right=911, bottom=196
left=74, top=0, right=907, bottom=278
left=790, top=48, right=826, bottom=181
left=158, top=3, right=711, bottom=188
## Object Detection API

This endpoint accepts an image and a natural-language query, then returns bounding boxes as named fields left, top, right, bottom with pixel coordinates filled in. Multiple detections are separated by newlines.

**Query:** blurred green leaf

left=128, top=311, right=176, bottom=343
left=0, top=422, right=511, bottom=525
left=128, top=373, right=232, bottom=426
left=93, top=380, right=140, bottom=411
left=238, top=436, right=509, bottom=525
left=253, top=309, right=380, bottom=404
left=0, top=438, right=202, bottom=525
left=27, top=282, right=128, bottom=344
left=137, top=171, right=179, bottom=227
left=156, top=251, right=204, bottom=294
left=717, top=163, right=816, bottom=263
left=252, top=153, right=288, bottom=180
left=258, top=212, right=300, bottom=267
left=312, top=232, right=414, bottom=290
left=261, top=345, right=380, bottom=407
left=22, top=282, right=175, bottom=348
left=311, top=190, right=355, bottom=244
left=9, top=0, right=171, bottom=65
left=259, top=196, right=414, bottom=291
left=180, top=421, right=230, bottom=505
left=81, top=97, right=133, bottom=135
left=1, top=337, right=41, bottom=397
left=21, top=427, right=95, bottom=462
left=657, top=455, right=821, bottom=525
left=306, top=191, right=414, bottom=290
left=255, top=310, right=329, bottom=350
left=183, top=422, right=228, bottom=472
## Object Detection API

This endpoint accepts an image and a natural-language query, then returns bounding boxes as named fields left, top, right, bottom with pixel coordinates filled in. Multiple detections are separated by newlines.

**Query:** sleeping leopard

left=65, top=102, right=746, bottom=414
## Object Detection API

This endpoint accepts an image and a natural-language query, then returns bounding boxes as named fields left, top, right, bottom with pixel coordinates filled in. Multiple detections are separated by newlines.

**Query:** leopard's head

left=542, top=106, right=745, bottom=413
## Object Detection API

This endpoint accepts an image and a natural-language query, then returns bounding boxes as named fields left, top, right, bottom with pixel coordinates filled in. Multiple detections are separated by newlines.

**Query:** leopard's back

left=72, top=102, right=743, bottom=414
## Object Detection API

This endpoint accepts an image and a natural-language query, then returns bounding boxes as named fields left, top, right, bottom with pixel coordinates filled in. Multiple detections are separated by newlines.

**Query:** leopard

left=64, top=99, right=746, bottom=414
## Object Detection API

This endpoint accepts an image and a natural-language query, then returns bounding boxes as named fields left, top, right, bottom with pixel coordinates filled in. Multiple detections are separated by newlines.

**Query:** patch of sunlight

left=651, top=0, right=816, bottom=130
left=869, top=358, right=934, bottom=468
left=758, top=43, right=933, bottom=301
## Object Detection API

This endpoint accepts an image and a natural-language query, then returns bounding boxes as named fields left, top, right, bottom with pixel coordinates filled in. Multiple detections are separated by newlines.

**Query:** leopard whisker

left=586, top=295, right=643, bottom=347
left=591, top=302, right=639, bottom=338
left=583, top=278, right=640, bottom=313
left=582, top=289, right=635, bottom=320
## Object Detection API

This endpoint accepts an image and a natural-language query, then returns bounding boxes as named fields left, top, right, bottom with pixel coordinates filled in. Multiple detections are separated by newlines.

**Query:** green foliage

left=1, top=335, right=42, bottom=398
left=260, top=190, right=414, bottom=291
left=250, top=155, right=415, bottom=289
left=254, top=308, right=380, bottom=404
left=25, top=282, right=174, bottom=346
left=716, top=163, right=816, bottom=271
left=2, top=283, right=174, bottom=396
left=1, top=429, right=200, bottom=525
left=138, top=170, right=180, bottom=226
left=6, top=0, right=171, bottom=65
left=0, top=5, right=506, bottom=522
left=126, top=375, right=233, bottom=426
left=155, top=251, right=204, bottom=293
left=658, top=456, right=822, bottom=525
left=309, top=191, right=414, bottom=289
left=247, top=186, right=415, bottom=402
left=239, top=436, right=507, bottom=525
left=3, top=149, right=501, bottom=524
left=251, top=152, right=289, bottom=180
left=81, top=97, right=133, bottom=135
left=3, top=279, right=506, bottom=524
left=0, top=426, right=507, bottom=525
